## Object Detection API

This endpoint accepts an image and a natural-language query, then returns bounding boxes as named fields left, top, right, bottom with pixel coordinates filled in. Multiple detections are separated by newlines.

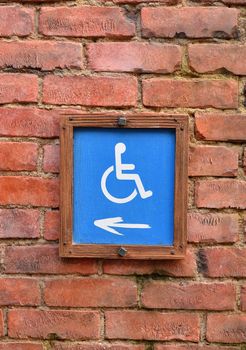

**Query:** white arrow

left=94, top=217, right=151, bottom=236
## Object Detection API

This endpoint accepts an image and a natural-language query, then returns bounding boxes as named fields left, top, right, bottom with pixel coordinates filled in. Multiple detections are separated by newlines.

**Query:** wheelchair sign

left=73, top=128, right=176, bottom=246
left=60, top=114, right=188, bottom=259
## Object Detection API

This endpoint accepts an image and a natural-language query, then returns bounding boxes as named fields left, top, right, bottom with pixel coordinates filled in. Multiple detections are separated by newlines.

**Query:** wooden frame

left=60, top=114, right=188, bottom=259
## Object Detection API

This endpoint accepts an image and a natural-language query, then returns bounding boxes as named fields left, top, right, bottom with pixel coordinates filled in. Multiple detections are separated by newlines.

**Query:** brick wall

left=0, top=0, right=245, bottom=348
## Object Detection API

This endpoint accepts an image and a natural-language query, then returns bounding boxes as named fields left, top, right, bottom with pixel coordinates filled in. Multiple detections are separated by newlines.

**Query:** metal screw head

left=118, top=117, right=127, bottom=127
left=118, top=247, right=127, bottom=257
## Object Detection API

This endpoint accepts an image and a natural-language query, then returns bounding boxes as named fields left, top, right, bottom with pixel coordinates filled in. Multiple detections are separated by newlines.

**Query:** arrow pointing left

left=94, top=217, right=151, bottom=236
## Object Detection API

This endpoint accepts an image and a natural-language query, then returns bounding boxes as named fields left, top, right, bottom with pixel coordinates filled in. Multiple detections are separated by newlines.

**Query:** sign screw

left=118, top=116, right=127, bottom=127
left=118, top=247, right=127, bottom=257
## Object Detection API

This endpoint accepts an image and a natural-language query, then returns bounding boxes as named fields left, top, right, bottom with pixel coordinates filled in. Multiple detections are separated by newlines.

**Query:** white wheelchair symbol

left=101, top=142, right=153, bottom=204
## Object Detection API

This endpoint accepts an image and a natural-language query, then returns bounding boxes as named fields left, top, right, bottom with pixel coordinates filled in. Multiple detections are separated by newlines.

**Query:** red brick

left=241, top=285, right=246, bottom=311
left=19, top=0, right=59, bottom=1
left=223, top=0, right=246, bottom=3
left=195, top=113, right=246, bottom=141
left=0, top=278, right=40, bottom=306
left=195, top=180, right=246, bottom=209
left=189, top=44, right=246, bottom=75
left=103, top=249, right=195, bottom=276
left=244, top=214, right=246, bottom=242
left=0, top=177, right=59, bottom=207
left=43, top=144, right=59, bottom=173
left=0, top=6, right=34, bottom=37
left=4, top=245, right=97, bottom=275
left=191, top=0, right=246, bottom=7
left=39, top=7, right=135, bottom=38
left=44, top=211, right=59, bottom=240
left=141, top=7, right=238, bottom=39
left=105, top=311, right=199, bottom=341
left=188, top=213, right=238, bottom=243
left=195, top=0, right=246, bottom=3
left=189, top=146, right=238, bottom=177
left=202, top=247, right=246, bottom=278
left=8, top=309, right=100, bottom=340
left=0, top=74, right=38, bottom=104
left=207, top=314, right=246, bottom=343
left=0, top=108, right=60, bottom=138
left=0, top=344, right=43, bottom=350
left=0, top=41, right=82, bottom=71
left=0, top=310, right=3, bottom=337
left=143, top=79, right=238, bottom=109
left=103, top=0, right=178, bottom=3
left=244, top=148, right=246, bottom=175
left=155, top=345, right=240, bottom=350
left=53, top=343, right=144, bottom=350
left=142, top=281, right=235, bottom=310
left=44, top=278, right=137, bottom=307
left=43, top=76, right=137, bottom=107
left=0, top=209, right=39, bottom=239
left=0, top=142, right=37, bottom=171
left=87, top=43, right=181, bottom=73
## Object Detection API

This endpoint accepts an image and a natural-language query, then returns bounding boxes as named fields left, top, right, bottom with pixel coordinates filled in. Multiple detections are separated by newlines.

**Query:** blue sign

left=73, top=128, right=176, bottom=246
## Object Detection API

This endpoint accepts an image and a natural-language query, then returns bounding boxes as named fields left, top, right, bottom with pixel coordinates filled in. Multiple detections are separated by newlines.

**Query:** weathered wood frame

left=60, top=114, right=188, bottom=259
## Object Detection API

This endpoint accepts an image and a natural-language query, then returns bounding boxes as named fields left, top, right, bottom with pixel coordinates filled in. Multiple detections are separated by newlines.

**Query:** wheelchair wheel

left=101, top=165, right=137, bottom=204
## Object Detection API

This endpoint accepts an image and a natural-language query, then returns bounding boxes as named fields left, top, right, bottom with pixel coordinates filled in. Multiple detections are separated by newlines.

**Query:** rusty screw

left=118, top=247, right=127, bottom=257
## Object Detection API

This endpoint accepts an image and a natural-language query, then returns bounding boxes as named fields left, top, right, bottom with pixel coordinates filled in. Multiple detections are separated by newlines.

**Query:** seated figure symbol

left=101, top=142, right=153, bottom=204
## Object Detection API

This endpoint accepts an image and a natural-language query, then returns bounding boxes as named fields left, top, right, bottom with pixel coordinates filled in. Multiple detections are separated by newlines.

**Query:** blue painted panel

left=73, top=128, right=176, bottom=246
